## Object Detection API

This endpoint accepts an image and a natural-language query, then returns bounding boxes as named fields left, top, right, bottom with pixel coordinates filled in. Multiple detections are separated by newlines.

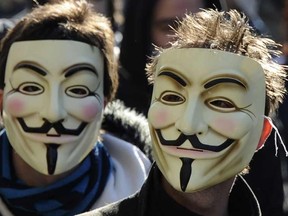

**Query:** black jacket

left=82, top=163, right=262, bottom=216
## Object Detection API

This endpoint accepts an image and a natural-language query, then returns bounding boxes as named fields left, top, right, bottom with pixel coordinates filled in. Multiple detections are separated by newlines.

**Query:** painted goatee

left=46, top=144, right=60, bottom=175
left=180, top=157, right=194, bottom=192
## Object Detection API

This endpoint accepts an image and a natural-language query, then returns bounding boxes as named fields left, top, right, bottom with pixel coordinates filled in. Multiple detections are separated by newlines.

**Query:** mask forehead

left=3, top=40, right=105, bottom=175
left=155, top=48, right=264, bottom=88
left=5, top=40, right=103, bottom=82
left=149, top=48, right=266, bottom=192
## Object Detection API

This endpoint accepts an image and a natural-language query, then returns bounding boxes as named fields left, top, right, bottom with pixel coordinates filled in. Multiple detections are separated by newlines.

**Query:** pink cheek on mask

left=82, top=103, right=101, bottom=120
left=214, top=117, right=237, bottom=133
left=150, top=109, right=169, bottom=128
left=6, top=98, right=25, bottom=115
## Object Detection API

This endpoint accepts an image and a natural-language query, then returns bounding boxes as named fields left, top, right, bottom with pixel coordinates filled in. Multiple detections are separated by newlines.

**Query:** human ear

left=256, top=117, right=272, bottom=150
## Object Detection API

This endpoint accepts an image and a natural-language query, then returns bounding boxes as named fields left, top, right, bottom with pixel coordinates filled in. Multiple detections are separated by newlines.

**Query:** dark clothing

left=244, top=134, right=284, bottom=216
left=82, top=164, right=262, bottom=216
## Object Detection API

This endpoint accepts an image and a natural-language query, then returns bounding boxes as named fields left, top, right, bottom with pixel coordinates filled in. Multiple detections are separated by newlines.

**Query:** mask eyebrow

left=204, top=77, right=246, bottom=89
left=14, top=62, right=47, bottom=76
left=158, top=71, right=187, bottom=87
left=64, top=64, right=98, bottom=78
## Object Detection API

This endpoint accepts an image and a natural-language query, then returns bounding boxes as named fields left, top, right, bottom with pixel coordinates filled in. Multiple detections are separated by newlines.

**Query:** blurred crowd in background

left=1, top=0, right=288, bottom=214
left=0, top=0, right=286, bottom=50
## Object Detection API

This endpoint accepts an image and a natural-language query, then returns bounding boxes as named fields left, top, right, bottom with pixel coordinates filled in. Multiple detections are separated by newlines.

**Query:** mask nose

left=40, top=84, right=67, bottom=123
left=175, top=95, right=208, bottom=136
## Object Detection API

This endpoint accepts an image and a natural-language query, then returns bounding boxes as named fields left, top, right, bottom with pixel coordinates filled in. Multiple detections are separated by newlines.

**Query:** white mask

left=3, top=40, right=104, bottom=175
left=148, top=48, right=269, bottom=192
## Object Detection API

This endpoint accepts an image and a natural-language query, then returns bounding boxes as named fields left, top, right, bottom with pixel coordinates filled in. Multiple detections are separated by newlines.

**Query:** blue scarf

left=0, top=130, right=112, bottom=216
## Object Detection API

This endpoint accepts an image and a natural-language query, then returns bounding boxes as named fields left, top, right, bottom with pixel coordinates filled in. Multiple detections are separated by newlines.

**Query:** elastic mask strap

left=264, top=116, right=288, bottom=156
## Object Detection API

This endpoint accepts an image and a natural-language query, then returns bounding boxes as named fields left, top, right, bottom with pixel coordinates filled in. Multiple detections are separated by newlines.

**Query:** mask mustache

left=155, top=129, right=235, bottom=152
left=17, top=118, right=87, bottom=136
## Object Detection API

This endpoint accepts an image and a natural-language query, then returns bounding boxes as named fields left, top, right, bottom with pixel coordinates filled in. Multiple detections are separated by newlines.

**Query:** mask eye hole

left=160, top=91, right=185, bottom=105
left=66, top=85, right=90, bottom=98
left=207, top=98, right=236, bottom=112
left=18, top=82, right=44, bottom=95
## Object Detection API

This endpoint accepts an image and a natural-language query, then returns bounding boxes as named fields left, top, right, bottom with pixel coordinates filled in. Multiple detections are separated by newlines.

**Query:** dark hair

left=0, top=0, right=118, bottom=102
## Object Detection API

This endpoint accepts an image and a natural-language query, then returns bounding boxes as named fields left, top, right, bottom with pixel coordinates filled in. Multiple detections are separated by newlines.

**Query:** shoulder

left=101, top=99, right=152, bottom=161
left=101, top=132, right=151, bottom=177
left=91, top=133, right=150, bottom=208
left=78, top=194, right=139, bottom=216
left=88, top=132, right=150, bottom=209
